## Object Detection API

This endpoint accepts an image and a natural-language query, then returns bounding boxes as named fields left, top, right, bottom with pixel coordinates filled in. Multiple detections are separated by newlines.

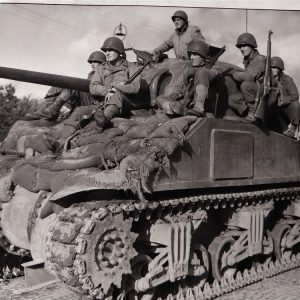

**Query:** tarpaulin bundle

left=11, top=113, right=198, bottom=198
left=0, top=119, right=53, bottom=151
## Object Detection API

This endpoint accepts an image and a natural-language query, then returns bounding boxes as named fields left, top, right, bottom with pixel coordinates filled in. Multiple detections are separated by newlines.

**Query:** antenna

left=246, top=9, right=248, bottom=33
left=113, top=23, right=127, bottom=40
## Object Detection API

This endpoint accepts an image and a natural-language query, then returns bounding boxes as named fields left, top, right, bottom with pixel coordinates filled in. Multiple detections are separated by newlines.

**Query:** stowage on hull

left=0, top=59, right=300, bottom=299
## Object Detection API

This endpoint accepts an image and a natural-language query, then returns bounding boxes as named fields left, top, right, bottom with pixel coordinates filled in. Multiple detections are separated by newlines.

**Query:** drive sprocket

left=76, top=211, right=138, bottom=294
left=45, top=204, right=138, bottom=299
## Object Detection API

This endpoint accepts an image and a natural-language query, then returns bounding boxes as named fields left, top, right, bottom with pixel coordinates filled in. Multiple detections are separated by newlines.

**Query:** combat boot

left=94, top=109, right=106, bottom=129
left=25, top=89, right=71, bottom=121
left=104, top=105, right=120, bottom=122
left=244, top=104, right=257, bottom=123
left=187, top=84, right=207, bottom=117
left=283, top=124, right=297, bottom=138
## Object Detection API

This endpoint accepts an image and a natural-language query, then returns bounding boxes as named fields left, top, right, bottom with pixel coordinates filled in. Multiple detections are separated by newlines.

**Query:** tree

left=0, top=84, right=40, bottom=141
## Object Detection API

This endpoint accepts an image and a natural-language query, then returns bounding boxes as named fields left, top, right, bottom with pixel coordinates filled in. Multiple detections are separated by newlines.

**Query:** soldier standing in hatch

left=230, top=33, right=266, bottom=122
left=155, top=40, right=221, bottom=117
left=152, top=10, right=205, bottom=61
left=25, top=50, right=106, bottom=121
left=266, top=56, right=300, bottom=138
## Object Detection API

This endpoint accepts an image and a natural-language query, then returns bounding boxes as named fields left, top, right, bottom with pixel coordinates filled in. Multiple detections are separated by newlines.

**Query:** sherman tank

left=0, top=53, right=300, bottom=300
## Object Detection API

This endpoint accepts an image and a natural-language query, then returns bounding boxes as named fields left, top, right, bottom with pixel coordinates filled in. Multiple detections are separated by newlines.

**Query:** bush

left=0, top=84, right=40, bottom=141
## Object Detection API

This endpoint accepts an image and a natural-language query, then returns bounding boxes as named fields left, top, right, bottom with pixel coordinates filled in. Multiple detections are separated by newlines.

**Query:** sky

left=0, top=2, right=300, bottom=99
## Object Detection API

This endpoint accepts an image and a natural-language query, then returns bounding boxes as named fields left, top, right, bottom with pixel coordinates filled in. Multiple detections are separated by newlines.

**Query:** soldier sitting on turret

left=155, top=40, right=221, bottom=117
left=230, top=33, right=266, bottom=122
left=89, top=36, right=142, bottom=130
left=24, top=50, right=106, bottom=122
left=266, top=56, right=300, bottom=138
left=32, top=36, right=142, bottom=151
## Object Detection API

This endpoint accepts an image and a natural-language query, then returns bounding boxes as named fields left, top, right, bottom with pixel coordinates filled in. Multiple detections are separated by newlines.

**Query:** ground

left=0, top=267, right=300, bottom=300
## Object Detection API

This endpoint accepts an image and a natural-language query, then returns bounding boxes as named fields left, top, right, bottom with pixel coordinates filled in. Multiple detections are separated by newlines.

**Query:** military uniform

left=72, top=70, right=102, bottom=107
left=267, top=73, right=300, bottom=130
left=156, top=40, right=221, bottom=117
left=153, top=24, right=205, bottom=60
left=231, top=50, right=265, bottom=115
left=90, top=59, right=141, bottom=114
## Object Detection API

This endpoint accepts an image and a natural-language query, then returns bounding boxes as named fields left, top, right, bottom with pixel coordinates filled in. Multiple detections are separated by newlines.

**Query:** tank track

left=45, top=185, right=300, bottom=299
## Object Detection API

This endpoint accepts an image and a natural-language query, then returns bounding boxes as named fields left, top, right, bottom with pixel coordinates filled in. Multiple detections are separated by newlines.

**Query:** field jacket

left=89, top=59, right=141, bottom=97
left=233, top=50, right=265, bottom=82
left=272, top=73, right=299, bottom=106
left=154, top=24, right=205, bottom=60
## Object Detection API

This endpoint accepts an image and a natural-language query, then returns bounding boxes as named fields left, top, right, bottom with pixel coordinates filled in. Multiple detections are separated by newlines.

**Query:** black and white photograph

left=0, top=1, right=300, bottom=299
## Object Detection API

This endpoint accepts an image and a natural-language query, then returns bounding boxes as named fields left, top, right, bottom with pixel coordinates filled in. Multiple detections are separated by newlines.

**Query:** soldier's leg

left=187, top=68, right=210, bottom=117
left=225, top=76, right=247, bottom=116
left=25, top=89, right=72, bottom=121
left=95, top=91, right=137, bottom=128
left=240, top=80, right=259, bottom=121
left=155, top=95, right=184, bottom=116
left=280, top=102, right=300, bottom=138
left=49, top=105, right=97, bottom=140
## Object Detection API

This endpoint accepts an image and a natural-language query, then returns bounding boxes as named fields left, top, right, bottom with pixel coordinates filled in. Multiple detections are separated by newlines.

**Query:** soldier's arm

left=113, top=65, right=141, bottom=95
left=282, top=76, right=299, bottom=103
left=233, top=56, right=265, bottom=82
left=153, top=34, right=174, bottom=56
left=89, top=67, right=110, bottom=96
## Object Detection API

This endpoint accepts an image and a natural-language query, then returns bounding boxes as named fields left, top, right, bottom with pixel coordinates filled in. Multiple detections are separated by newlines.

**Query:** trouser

left=267, top=92, right=300, bottom=126
left=105, top=90, right=138, bottom=115
left=156, top=67, right=218, bottom=115
left=48, top=105, right=99, bottom=140
left=226, top=76, right=247, bottom=116
left=230, top=80, right=263, bottom=115
left=22, top=105, right=100, bottom=153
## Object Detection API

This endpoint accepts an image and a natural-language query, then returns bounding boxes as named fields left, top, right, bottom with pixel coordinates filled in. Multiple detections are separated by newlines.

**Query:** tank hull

left=154, top=118, right=300, bottom=191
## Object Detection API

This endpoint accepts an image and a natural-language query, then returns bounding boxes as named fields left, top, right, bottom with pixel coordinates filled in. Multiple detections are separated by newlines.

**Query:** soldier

left=25, top=50, right=106, bottom=121
left=267, top=56, right=300, bottom=138
left=155, top=40, right=221, bottom=117
left=230, top=33, right=266, bottom=122
left=75, top=50, right=107, bottom=106
left=89, top=36, right=142, bottom=129
left=25, top=37, right=141, bottom=152
left=152, top=10, right=205, bottom=61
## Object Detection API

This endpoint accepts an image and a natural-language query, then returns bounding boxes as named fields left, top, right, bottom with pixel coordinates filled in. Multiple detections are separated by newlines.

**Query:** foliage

left=0, top=84, right=40, bottom=142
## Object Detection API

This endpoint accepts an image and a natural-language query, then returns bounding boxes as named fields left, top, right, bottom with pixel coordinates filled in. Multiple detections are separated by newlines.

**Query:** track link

left=45, top=185, right=300, bottom=299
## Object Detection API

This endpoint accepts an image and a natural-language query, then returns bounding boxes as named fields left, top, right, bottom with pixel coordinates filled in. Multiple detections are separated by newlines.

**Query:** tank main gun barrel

left=0, top=66, right=90, bottom=92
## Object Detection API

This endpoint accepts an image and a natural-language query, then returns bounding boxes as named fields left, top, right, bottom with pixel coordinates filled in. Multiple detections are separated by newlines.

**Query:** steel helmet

left=271, top=56, right=284, bottom=70
left=171, top=10, right=188, bottom=23
left=101, top=37, right=125, bottom=54
left=187, top=40, right=209, bottom=58
left=87, top=51, right=106, bottom=63
left=236, top=33, right=257, bottom=48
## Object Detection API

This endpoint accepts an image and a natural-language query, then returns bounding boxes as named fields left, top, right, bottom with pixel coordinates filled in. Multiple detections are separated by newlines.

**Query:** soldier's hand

left=151, top=50, right=160, bottom=62
left=105, top=88, right=116, bottom=102
left=184, top=69, right=196, bottom=86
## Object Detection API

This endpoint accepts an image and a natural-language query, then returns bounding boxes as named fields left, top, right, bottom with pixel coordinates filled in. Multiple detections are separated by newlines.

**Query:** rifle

left=183, top=45, right=226, bottom=109
left=254, top=30, right=273, bottom=120
left=122, top=48, right=154, bottom=85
